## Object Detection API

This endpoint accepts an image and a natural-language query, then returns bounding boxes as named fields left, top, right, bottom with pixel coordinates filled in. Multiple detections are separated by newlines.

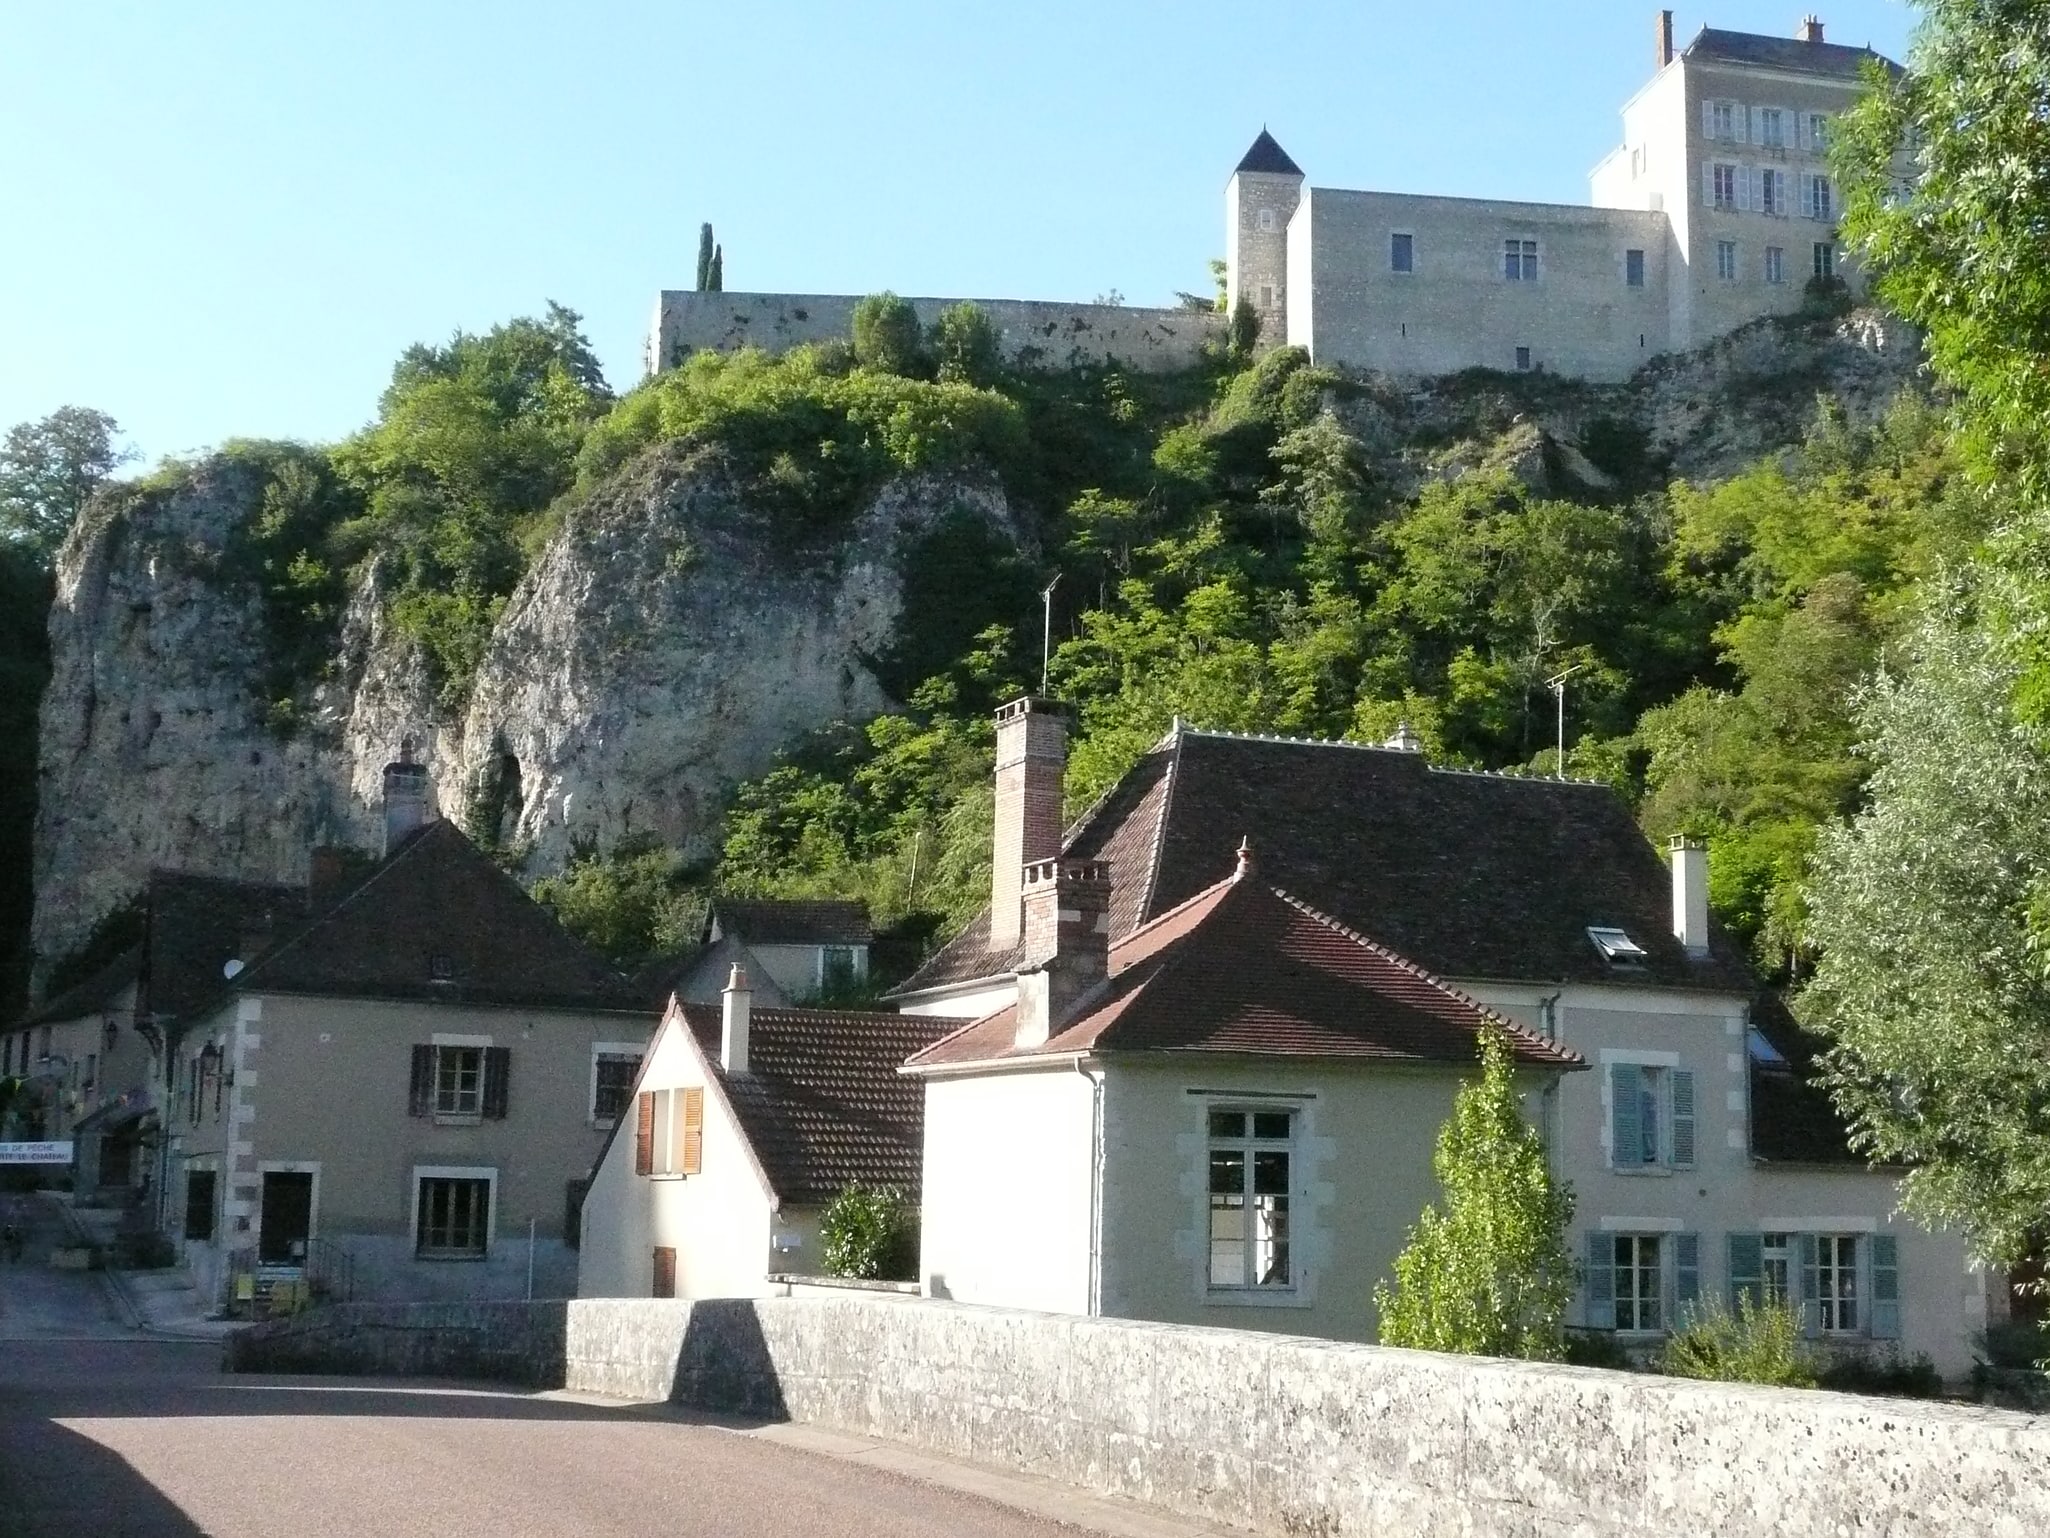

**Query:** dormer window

left=1586, top=926, right=1648, bottom=968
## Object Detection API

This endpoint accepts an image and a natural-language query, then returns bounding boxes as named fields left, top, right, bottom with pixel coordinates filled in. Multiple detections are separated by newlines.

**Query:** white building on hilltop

left=1235, top=12, right=1905, bottom=381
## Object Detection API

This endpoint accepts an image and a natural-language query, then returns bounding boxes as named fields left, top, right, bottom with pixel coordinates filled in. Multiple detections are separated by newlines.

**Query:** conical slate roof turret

left=1234, top=128, right=1302, bottom=177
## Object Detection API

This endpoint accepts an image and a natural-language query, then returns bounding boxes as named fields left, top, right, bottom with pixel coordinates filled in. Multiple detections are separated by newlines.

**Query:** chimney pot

left=721, top=964, right=752, bottom=1073
left=1799, top=14, right=1824, bottom=43
left=1668, top=834, right=1710, bottom=957
left=1234, top=837, right=1255, bottom=880
left=1656, top=8, right=1674, bottom=67
left=1014, top=857, right=1112, bottom=1049
left=990, top=697, right=1070, bottom=952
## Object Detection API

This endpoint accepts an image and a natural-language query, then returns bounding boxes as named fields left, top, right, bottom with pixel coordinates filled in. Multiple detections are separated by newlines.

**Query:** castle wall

left=1289, top=190, right=1670, bottom=383
left=646, top=292, right=1220, bottom=377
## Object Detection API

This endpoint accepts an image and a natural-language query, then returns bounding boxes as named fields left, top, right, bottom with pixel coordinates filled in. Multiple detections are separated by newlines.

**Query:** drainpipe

left=1074, top=1056, right=1104, bottom=1315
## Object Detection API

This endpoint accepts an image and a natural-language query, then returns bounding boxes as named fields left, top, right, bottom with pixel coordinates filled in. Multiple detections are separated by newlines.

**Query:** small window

left=1503, top=239, right=1537, bottom=281
left=652, top=1245, right=677, bottom=1298
left=1807, top=112, right=1829, bottom=150
left=1390, top=232, right=1413, bottom=273
left=1816, top=1234, right=1859, bottom=1332
left=1813, top=241, right=1837, bottom=280
left=1514, top=346, right=1532, bottom=372
left=1716, top=240, right=1738, bottom=281
left=637, top=1086, right=704, bottom=1177
left=1758, top=107, right=1784, bottom=148
left=416, top=1176, right=491, bottom=1258
left=434, top=1046, right=484, bottom=1117
left=1609, top=1061, right=1696, bottom=1170
left=1711, top=101, right=1734, bottom=141
left=1585, top=926, right=1648, bottom=966
left=1746, top=1026, right=1787, bottom=1063
left=1207, top=1105, right=1294, bottom=1290
left=1255, top=206, right=1277, bottom=234
left=591, top=1051, right=642, bottom=1124
left=1761, top=1232, right=1793, bottom=1304
left=1624, top=248, right=1645, bottom=287
left=1805, top=174, right=1833, bottom=221
left=820, top=946, right=860, bottom=992
left=429, top=954, right=456, bottom=982
left=1614, top=1234, right=1664, bottom=1331
left=1258, top=283, right=1274, bottom=309
left=1712, top=162, right=1738, bottom=210
left=1759, top=167, right=1784, bottom=216
left=184, top=1169, right=218, bottom=1241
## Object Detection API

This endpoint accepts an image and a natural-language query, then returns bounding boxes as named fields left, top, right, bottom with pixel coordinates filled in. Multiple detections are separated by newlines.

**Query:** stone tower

left=1225, top=129, right=1304, bottom=346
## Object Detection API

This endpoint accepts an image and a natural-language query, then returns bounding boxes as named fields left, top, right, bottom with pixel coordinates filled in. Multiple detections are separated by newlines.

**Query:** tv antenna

left=1040, top=573, right=1061, bottom=696
left=1546, top=664, right=1586, bottom=780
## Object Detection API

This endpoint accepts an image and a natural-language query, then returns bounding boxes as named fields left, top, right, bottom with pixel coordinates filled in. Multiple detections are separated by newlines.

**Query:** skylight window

left=1746, top=1027, right=1788, bottom=1065
left=1586, top=927, right=1649, bottom=967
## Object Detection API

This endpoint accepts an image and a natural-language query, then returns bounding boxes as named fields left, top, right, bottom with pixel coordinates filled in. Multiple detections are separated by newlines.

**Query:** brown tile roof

left=226, top=821, right=639, bottom=1015
left=905, top=865, right=1583, bottom=1073
left=709, top=899, right=873, bottom=948
left=893, top=728, right=1757, bottom=1000
left=677, top=1003, right=953, bottom=1205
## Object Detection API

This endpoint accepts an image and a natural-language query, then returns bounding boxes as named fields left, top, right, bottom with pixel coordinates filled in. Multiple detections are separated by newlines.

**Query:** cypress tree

left=696, top=223, right=714, bottom=291
left=708, top=245, right=723, bottom=292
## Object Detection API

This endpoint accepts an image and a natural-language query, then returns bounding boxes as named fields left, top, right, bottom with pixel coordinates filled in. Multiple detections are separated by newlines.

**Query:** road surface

left=0, top=1197, right=1191, bottom=1538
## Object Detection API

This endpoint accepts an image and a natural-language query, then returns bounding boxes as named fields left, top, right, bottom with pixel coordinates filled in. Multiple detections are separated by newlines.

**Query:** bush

left=817, top=1182, right=917, bottom=1281
left=1816, top=1347, right=1945, bottom=1399
left=851, top=292, right=926, bottom=378
left=1658, top=1296, right=1817, bottom=1387
left=931, top=302, right=1002, bottom=388
left=1560, top=1328, right=1634, bottom=1370
left=1977, top=1317, right=2050, bottom=1371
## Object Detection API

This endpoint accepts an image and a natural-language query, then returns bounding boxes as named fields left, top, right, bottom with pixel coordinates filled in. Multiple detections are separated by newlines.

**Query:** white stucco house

left=888, top=698, right=1999, bottom=1376
left=576, top=971, right=945, bottom=1300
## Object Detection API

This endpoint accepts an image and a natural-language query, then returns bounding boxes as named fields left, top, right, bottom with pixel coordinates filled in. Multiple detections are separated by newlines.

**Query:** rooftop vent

left=1586, top=926, right=1649, bottom=968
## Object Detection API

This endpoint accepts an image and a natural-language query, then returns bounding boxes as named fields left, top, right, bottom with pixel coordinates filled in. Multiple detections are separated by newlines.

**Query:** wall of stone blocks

left=236, top=1295, right=2050, bottom=1537
left=646, top=293, right=1220, bottom=377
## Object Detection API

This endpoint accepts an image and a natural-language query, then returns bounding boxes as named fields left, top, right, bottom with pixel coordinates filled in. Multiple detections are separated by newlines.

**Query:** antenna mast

left=1041, top=573, right=1061, bottom=696
left=1546, top=664, right=1586, bottom=780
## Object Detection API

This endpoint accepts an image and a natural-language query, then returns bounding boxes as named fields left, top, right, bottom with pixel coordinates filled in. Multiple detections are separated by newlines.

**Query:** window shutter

left=1702, top=98, right=1716, bottom=139
left=408, top=1044, right=434, bottom=1117
left=1609, top=1063, right=1641, bottom=1168
left=1798, top=1233, right=1822, bottom=1337
left=1727, top=1233, right=1764, bottom=1309
left=634, top=1091, right=655, bottom=1176
left=1670, top=1071, right=1696, bottom=1168
left=1585, top=1231, right=1615, bottom=1329
left=1801, top=176, right=1817, bottom=219
left=652, top=1245, right=676, bottom=1299
left=482, top=1046, right=511, bottom=1119
left=1674, top=1233, right=1701, bottom=1318
left=680, top=1086, right=704, bottom=1176
left=1737, top=105, right=1750, bottom=145
left=1870, top=1234, right=1901, bottom=1339
left=1701, top=161, right=1716, bottom=208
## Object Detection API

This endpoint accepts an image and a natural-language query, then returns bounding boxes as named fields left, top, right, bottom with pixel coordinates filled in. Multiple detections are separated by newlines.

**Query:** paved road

left=0, top=1199, right=1171, bottom=1538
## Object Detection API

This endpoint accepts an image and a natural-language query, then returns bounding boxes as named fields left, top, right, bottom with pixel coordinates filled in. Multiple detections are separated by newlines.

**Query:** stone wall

left=232, top=1294, right=2050, bottom=1537
left=646, top=292, right=1220, bottom=377
left=228, top=1299, right=566, bottom=1386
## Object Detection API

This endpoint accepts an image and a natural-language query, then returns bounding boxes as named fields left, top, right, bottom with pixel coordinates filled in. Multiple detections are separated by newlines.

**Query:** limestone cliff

left=31, top=446, right=1016, bottom=974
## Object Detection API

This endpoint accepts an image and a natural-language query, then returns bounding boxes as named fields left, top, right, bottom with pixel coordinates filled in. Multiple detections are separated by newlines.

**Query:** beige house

left=891, top=701, right=1997, bottom=1376
left=167, top=813, right=649, bottom=1310
left=577, top=974, right=945, bottom=1299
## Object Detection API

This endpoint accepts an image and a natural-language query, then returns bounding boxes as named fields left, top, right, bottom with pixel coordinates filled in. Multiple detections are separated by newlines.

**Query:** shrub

left=931, top=302, right=1002, bottom=388
left=1227, top=297, right=1262, bottom=360
left=818, top=1183, right=917, bottom=1281
left=1658, top=1295, right=1817, bottom=1387
left=1816, top=1347, right=1945, bottom=1399
left=1977, top=1317, right=2050, bottom=1371
left=851, top=292, right=926, bottom=378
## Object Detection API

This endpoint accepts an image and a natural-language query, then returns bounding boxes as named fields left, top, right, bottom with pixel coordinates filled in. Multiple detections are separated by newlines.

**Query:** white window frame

left=1712, top=162, right=1738, bottom=210
left=1613, top=1233, right=1666, bottom=1333
left=1764, top=246, right=1786, bottom=286
left=647, top=1086, right=701, bottom=1178
left=1502, top=238, right=1538, bottom=282
left=1204, top=1103, right=1300, bottom=1297
left=1813, top=241, right=1837, bottom=280
left=1759, top=167, right=1784, bottom=216
left=411, top=1165, right=497, bottom=1261
left=815, top=945, right=864, bottom=992
left=1815, top=1232, right=1861, bottom=1334
left=1710, top=100, right=1735, bottom=141
left=1761, top=1231, right=1793, bottom=1304
left=1716, top=240, right=1738, bottom=282
left=589, top=1041, right=645, bottom=1127
left=1807, top=112, right=1829, bottom=151
left=1758, top=107, right=1784, bottom=149
left=1601, top=1050, right=1695, bottom=1173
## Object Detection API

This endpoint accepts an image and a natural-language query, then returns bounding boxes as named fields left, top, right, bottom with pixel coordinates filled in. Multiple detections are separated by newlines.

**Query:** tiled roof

left=226, top=821, right=639, bottom=1015
left=905, top=867, right=1583, bottom=1072
left=893, top=728, right=1757, bottom=999
left=710, top=899, right=873, bottom=947
left=1235, top=129, right=1304, bottom=177
left=21, top=947, right=141, bottom=1027
left=677, top=1003, right=953, bottom=1205
left=1685, top=26, right=1901, bottom=80
left=1747, top=991, right=1867, bottom=1166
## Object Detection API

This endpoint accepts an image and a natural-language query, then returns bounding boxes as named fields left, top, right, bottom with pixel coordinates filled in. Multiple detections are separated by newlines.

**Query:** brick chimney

left=990, top=697, right=1069, bottom=951
left=1013, top=858, right=1111, bottom=1050
left=382, top=742, right=430, bottom=855
left=1669, top=835, right=1710, bottom=957
left=1798, top=14, right=1825, bottom=43
left=1656, top=9, right=1674, bottom=67
left=721, top=964, right=752, bottom=1073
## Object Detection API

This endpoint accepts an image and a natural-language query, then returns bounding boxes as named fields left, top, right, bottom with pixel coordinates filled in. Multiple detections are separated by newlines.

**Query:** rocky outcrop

left=31, top=447, right=1016, bottom=977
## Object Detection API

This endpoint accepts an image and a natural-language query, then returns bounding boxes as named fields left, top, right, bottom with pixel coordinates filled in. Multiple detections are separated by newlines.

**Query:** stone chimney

left=721, top=964, right=752, bottom=1073
left=382, top=743, right=430, bottom=855
left=990, top=697, right=1069, bottom=951
left=1013, top=858, right=1111, bottom=1050
left=1669, top=835, right=1710, bottom=957
left=1656, top=9, right=1674, bottom=67
left=1798, top=14, right=1824, bottom=43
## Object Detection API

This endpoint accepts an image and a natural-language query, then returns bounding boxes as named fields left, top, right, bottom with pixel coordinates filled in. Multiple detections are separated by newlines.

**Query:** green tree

left=696, top=223, right=715, bottom=291
left=818, top=1183, right=918, bottom=1280
left=530, top=842, right=702, bottom=966
left=1227, top=297, right=1261, bottom=360
left=708, top=243, right=723, bottom=292
left=0, top=406, right=133, bottom=562
left=1802, top=588, right=2050, bottom=1268
left=931, top=302, right=1001, bottom=387
left=851, top=292, right=924, bottom=377
left=1374, top=1029, right=1575, bottom=1359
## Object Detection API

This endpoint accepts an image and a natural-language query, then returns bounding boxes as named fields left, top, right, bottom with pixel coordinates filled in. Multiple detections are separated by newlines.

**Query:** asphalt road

left=0, top=1198, right=1165, bottom=1538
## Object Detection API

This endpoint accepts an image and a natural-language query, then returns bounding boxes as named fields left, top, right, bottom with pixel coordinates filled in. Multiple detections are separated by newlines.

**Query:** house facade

left=577, top=971, right=946, bottom=1299
left=889, top=700, right=1995, bottom=1375
left=636, top=898, right=874, bottom=1010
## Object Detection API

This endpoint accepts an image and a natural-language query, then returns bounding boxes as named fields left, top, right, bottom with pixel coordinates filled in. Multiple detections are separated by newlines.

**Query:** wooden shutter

left=680, top=1086, right=704, bottom=1176
left=1727, top=1233, right=1764, bottom=1309
left=1609, top=1063, right=1641, bottom=1168
left=1701, top=98, right=1716, bottom=139
left=1670, top=1070, right=1696, bottom=1168
left=652, top=1245, right=676, bottom=1299
left=408, top=1044, right=434, bottom=1117
left=634, top=1091, right=655, bottom=1176
left=482, top=1046, right=511, bottom=1119
left=1798, top=1233, right=1822, bottom=1337
left=1701, top=161, right=1716, bottom=208
left=1870, top=1234, right=1901, bottom=1339
left=1673, top=1233, right=1700, bottom=1320
left=1584, top=1231, right=1615, bottom=1329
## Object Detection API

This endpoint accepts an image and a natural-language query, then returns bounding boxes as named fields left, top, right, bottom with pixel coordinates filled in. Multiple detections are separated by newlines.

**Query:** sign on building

left=0, top=1141, right=75, bottom=1165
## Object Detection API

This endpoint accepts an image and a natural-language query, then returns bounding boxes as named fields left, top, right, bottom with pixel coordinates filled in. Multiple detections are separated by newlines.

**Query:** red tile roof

left=904, top=863, right=1582, bottom=1073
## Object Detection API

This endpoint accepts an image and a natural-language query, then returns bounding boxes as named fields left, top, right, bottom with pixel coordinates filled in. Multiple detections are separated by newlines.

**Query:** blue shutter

left=1585, top=1231, right=1615, bottom=1329
left=1671, top=1071, right=1697, bottom=1168
left=1610, top=1064, right=1641, bottom=1168
left=1798, top=1233, right=1822, bottom=1337
left=1727, top=1233, right=1764, bottom=1309
left=1674, top=1233, right=1701, bottom=1323
left=1871, top=1234, right=1901, bottom=1339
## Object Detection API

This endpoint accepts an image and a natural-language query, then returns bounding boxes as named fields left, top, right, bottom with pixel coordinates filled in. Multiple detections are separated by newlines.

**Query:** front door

left=258, top=1171, right=313, bottom=1264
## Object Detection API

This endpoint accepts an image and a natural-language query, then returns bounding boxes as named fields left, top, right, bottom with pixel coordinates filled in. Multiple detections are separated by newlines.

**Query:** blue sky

left=0, top=1, right=1917, bottom=467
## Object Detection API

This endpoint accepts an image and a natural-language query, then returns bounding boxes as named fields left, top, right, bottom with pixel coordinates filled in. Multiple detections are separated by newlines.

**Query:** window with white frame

left=1589, top=1230, right=1700, bottom=1334
left=1762, top=1232, right=1792, bottom=1301
left=1503, top=239, right=1537, bottom=281
left=414, top=1171, right=493, bottom=1259
left=1614, top=1234, right=1663, bottom=1331
left=1807, top=112, right=1829, bottom=150
left=1814, top=1234, right=1859, bottom=1333
left=1813, top=241, right=1837, bottom=280
left=1608, top=1061, right=1695, bottom=1170
left=1206, top=1107, right=1294, bottom=1290
left=1712, top=163, right=1738, bottom=210
left=1390, top=231, right=1413, bottom=273
left=590, top=1045, right=643, bottom=1125
left=1765, top=246, right=1786, bottom=285
left=434, top=1046, right=483, bottom=1116
left=1758, top=107, right=1785, bottom=148
left=1716, top=241, right=1738, bottom=281
left=1804, top=173, right=1833, bottom=220
left=1759, top=167, right=1784, bottom=216
left=1729, top=1231, right=1900, bottom=1338
left=1711, top=101, right=1735, bottom=140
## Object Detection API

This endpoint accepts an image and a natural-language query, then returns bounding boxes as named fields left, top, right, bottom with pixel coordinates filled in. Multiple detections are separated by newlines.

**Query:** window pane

left=1208, top=1147, right=1245, bottom=1195
left=1209, top=1194, right=1245, bottom=1286
left=1252, top=1194, right=1290, bottom=1286
left=1251, top=1112, right=1292, bottom=1141
left=1208, top=1110, right=1244, bottom=1139
left=1252, top=1149, right=1289, bottom=1196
